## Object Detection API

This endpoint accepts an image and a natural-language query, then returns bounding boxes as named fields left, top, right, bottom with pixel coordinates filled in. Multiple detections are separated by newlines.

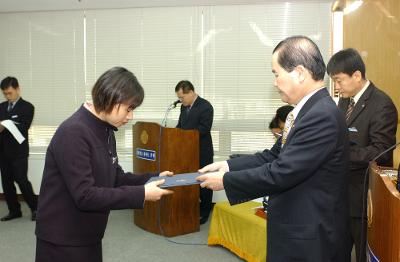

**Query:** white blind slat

left=0, top=2, right=331, bottom=160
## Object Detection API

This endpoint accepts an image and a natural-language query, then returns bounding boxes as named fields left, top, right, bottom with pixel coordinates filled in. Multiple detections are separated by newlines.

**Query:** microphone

left=370, top=141, right=400, bottom=163
left=397, top=163, right=400, bottom=191
left=372, top=141, right=400, bottom=192
left=172, top=99, right=181, bottom=108
left=161, top=100, right=181, bottom=127
left=360, top=141, right=400, bottom=259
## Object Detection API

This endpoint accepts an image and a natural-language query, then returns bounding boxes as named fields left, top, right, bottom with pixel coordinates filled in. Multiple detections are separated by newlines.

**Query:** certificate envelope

left=0, top=120, right=25, bottom=144
left=146, top=172, right=201, bottom=188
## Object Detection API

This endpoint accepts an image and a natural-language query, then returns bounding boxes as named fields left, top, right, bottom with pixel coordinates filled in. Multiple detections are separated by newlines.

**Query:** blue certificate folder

left=146, top=172, right=201, bottom=188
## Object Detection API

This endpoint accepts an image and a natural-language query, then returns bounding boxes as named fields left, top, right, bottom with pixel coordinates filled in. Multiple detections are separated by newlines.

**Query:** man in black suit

left=175, top=80, right=214, bottom=224
left=197, top=36, right=351, bottom=261
left=327, top=48, right=398, bottom=262
left=0, top=76, right=37, bottom=221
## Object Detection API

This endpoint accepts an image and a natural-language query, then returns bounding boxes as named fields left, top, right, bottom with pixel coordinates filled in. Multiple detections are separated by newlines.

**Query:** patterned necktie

left=7, top=102, right=13, bottom=112
left=281, top=111, right=294, bottom=146
left=345, top=97, right=355, bottom=123
left=185, top=107, right=191, bottom=119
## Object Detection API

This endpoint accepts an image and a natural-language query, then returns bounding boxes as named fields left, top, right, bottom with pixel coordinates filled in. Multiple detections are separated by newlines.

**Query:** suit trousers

left=0, top=156, right=37, bottom=213
left=350, top=217, right=367, bottom=262
left=199, top=158, right=213, bottom=218
left=36, top=238, right=102, bottom=262
left=200, top=187, right=213, bottom=218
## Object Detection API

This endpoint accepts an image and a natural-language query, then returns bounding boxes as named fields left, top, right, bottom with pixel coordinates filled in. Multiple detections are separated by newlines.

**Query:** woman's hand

left=144, top=179, right=173, bottom=201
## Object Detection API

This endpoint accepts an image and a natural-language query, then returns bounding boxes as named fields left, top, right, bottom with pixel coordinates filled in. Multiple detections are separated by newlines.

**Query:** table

left=208, top=201, right=267, bottom=262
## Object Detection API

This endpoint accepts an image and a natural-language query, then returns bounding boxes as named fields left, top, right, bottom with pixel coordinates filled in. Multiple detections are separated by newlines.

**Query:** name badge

left=11, top=115, right=18, bottom=119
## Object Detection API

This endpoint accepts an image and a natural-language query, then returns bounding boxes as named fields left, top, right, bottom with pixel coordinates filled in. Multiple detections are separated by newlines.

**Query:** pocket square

left=348, top=127, right=358, bottom=132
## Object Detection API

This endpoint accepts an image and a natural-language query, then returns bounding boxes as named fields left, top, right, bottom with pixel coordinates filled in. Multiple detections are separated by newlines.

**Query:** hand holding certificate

left=196, top=161, right=228, bottom=191
left=146, top=172, right=202, bottom=188
left=144, top=178, right=173, bottom=201
left=196, top=171, right=225, bottom=191
left=146, top=167, right=226, bottom=191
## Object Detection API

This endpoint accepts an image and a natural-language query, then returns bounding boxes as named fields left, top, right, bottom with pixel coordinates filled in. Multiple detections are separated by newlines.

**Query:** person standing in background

left=269, top=105, right=294, bottom=139
left=175, top=80, right=214, bottom=224
left=0, top=76, right=37, bottom=221
left=327, top=48, right=398, bottom=262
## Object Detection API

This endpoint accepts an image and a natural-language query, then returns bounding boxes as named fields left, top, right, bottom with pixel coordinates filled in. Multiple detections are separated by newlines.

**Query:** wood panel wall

left=343, top=0, right=400, bottom=167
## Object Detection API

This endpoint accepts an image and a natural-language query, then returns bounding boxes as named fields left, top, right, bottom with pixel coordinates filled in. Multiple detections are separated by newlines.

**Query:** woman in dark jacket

left=35, top=67, right=172, bottom=262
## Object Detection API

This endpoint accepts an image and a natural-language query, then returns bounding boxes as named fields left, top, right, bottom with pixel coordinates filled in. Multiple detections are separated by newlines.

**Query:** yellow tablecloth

left=208, top=201, right=267, bottom=262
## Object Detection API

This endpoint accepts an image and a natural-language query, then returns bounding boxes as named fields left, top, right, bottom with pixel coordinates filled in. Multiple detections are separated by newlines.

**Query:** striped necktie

left=7, top=102, right=13, bottom=112
left=281, top=111, right=294, bottom=146
left=185, top=106, right=191, bottom=119
left=345, top=97, right=355, bottom=123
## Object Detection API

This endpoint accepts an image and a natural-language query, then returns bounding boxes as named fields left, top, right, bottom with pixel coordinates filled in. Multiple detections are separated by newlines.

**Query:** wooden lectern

left=132, top=121, right=200, bottom=237
left=368, top=162, right=400, bottom=261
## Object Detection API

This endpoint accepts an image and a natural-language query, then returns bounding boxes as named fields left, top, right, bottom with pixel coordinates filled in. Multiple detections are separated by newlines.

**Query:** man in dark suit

left=175, top=80, right=214, bottom=224
left=197, top=36, right=351, bottom=261
left=0, top=76, right=37, bottom=221
left=327, top=48, right=398, bottom=262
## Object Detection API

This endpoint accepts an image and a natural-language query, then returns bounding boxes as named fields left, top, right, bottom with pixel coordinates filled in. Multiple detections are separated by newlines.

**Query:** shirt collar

left=82, top=102, right=117, bottom=131
left=10, top=97, right=20, bottom=106
left=291, top=87, right=326, bottom=120
left=189, top=95, right=198, bottom=108
left=352, top=80, right=370, bottom=104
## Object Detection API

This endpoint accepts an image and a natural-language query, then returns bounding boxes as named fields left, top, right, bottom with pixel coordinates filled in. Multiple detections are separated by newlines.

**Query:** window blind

left=0, top=11, right=85, bottom=154
left=0, top=2, right=332, bottom=161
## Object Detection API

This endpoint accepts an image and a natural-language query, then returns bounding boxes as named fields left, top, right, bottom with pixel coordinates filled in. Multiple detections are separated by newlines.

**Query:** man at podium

left=175, top=80, right=214, bottom=224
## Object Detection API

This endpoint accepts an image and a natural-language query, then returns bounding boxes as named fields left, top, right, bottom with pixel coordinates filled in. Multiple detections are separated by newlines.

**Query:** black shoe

left=31, top=211, right=37, bottom=221
left=200, top=216, right=209, bottom=225
left=0, top=212, right=22, bottom=221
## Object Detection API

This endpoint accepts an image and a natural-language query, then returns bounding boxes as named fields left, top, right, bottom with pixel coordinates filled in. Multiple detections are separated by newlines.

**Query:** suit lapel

left=188, top=96, right=202, bottom=116
left=181, top=96, right=201, bottom=126
left=346, top=83, right=374, bottom=126
left=281, top=88, right=329, bottom=150
left=338, top=98, right=347, bottom=114
left=9, top=98, right=24, bottom=113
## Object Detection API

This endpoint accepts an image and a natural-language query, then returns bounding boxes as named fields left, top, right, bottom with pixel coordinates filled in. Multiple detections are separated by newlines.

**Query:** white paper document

left=0, top=120, right=25, bottom=144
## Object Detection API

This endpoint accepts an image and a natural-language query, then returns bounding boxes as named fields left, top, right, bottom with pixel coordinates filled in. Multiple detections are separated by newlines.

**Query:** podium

left=132, top=122, right=200, bottom=237
left=368, top=162, right=400, bottom=261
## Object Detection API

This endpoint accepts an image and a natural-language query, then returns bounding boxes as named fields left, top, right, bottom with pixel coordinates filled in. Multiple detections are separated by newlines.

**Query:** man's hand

left=196, top=171, right=225, bottom=191
left=198, top=161, right=229, bottom=173
left=144, top=179, right=173, bottom=201
left=159, top=171, right=174, bottom=177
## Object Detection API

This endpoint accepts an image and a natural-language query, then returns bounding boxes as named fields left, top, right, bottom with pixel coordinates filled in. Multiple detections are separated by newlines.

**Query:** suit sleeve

left=114, top=166, right=157, bottom=187
left=223, top=106, right=340, bottom=204
left=52, top=126, right=146, bottom=211
left=228, top=139, right=281, bottom=170
left=197, top=103, right=213, bottom=135
left=17, top=103, right=34, bottom=133
left=350, top=97, right=397, bottom=167
left=0, top=104, right=6, bottom=121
